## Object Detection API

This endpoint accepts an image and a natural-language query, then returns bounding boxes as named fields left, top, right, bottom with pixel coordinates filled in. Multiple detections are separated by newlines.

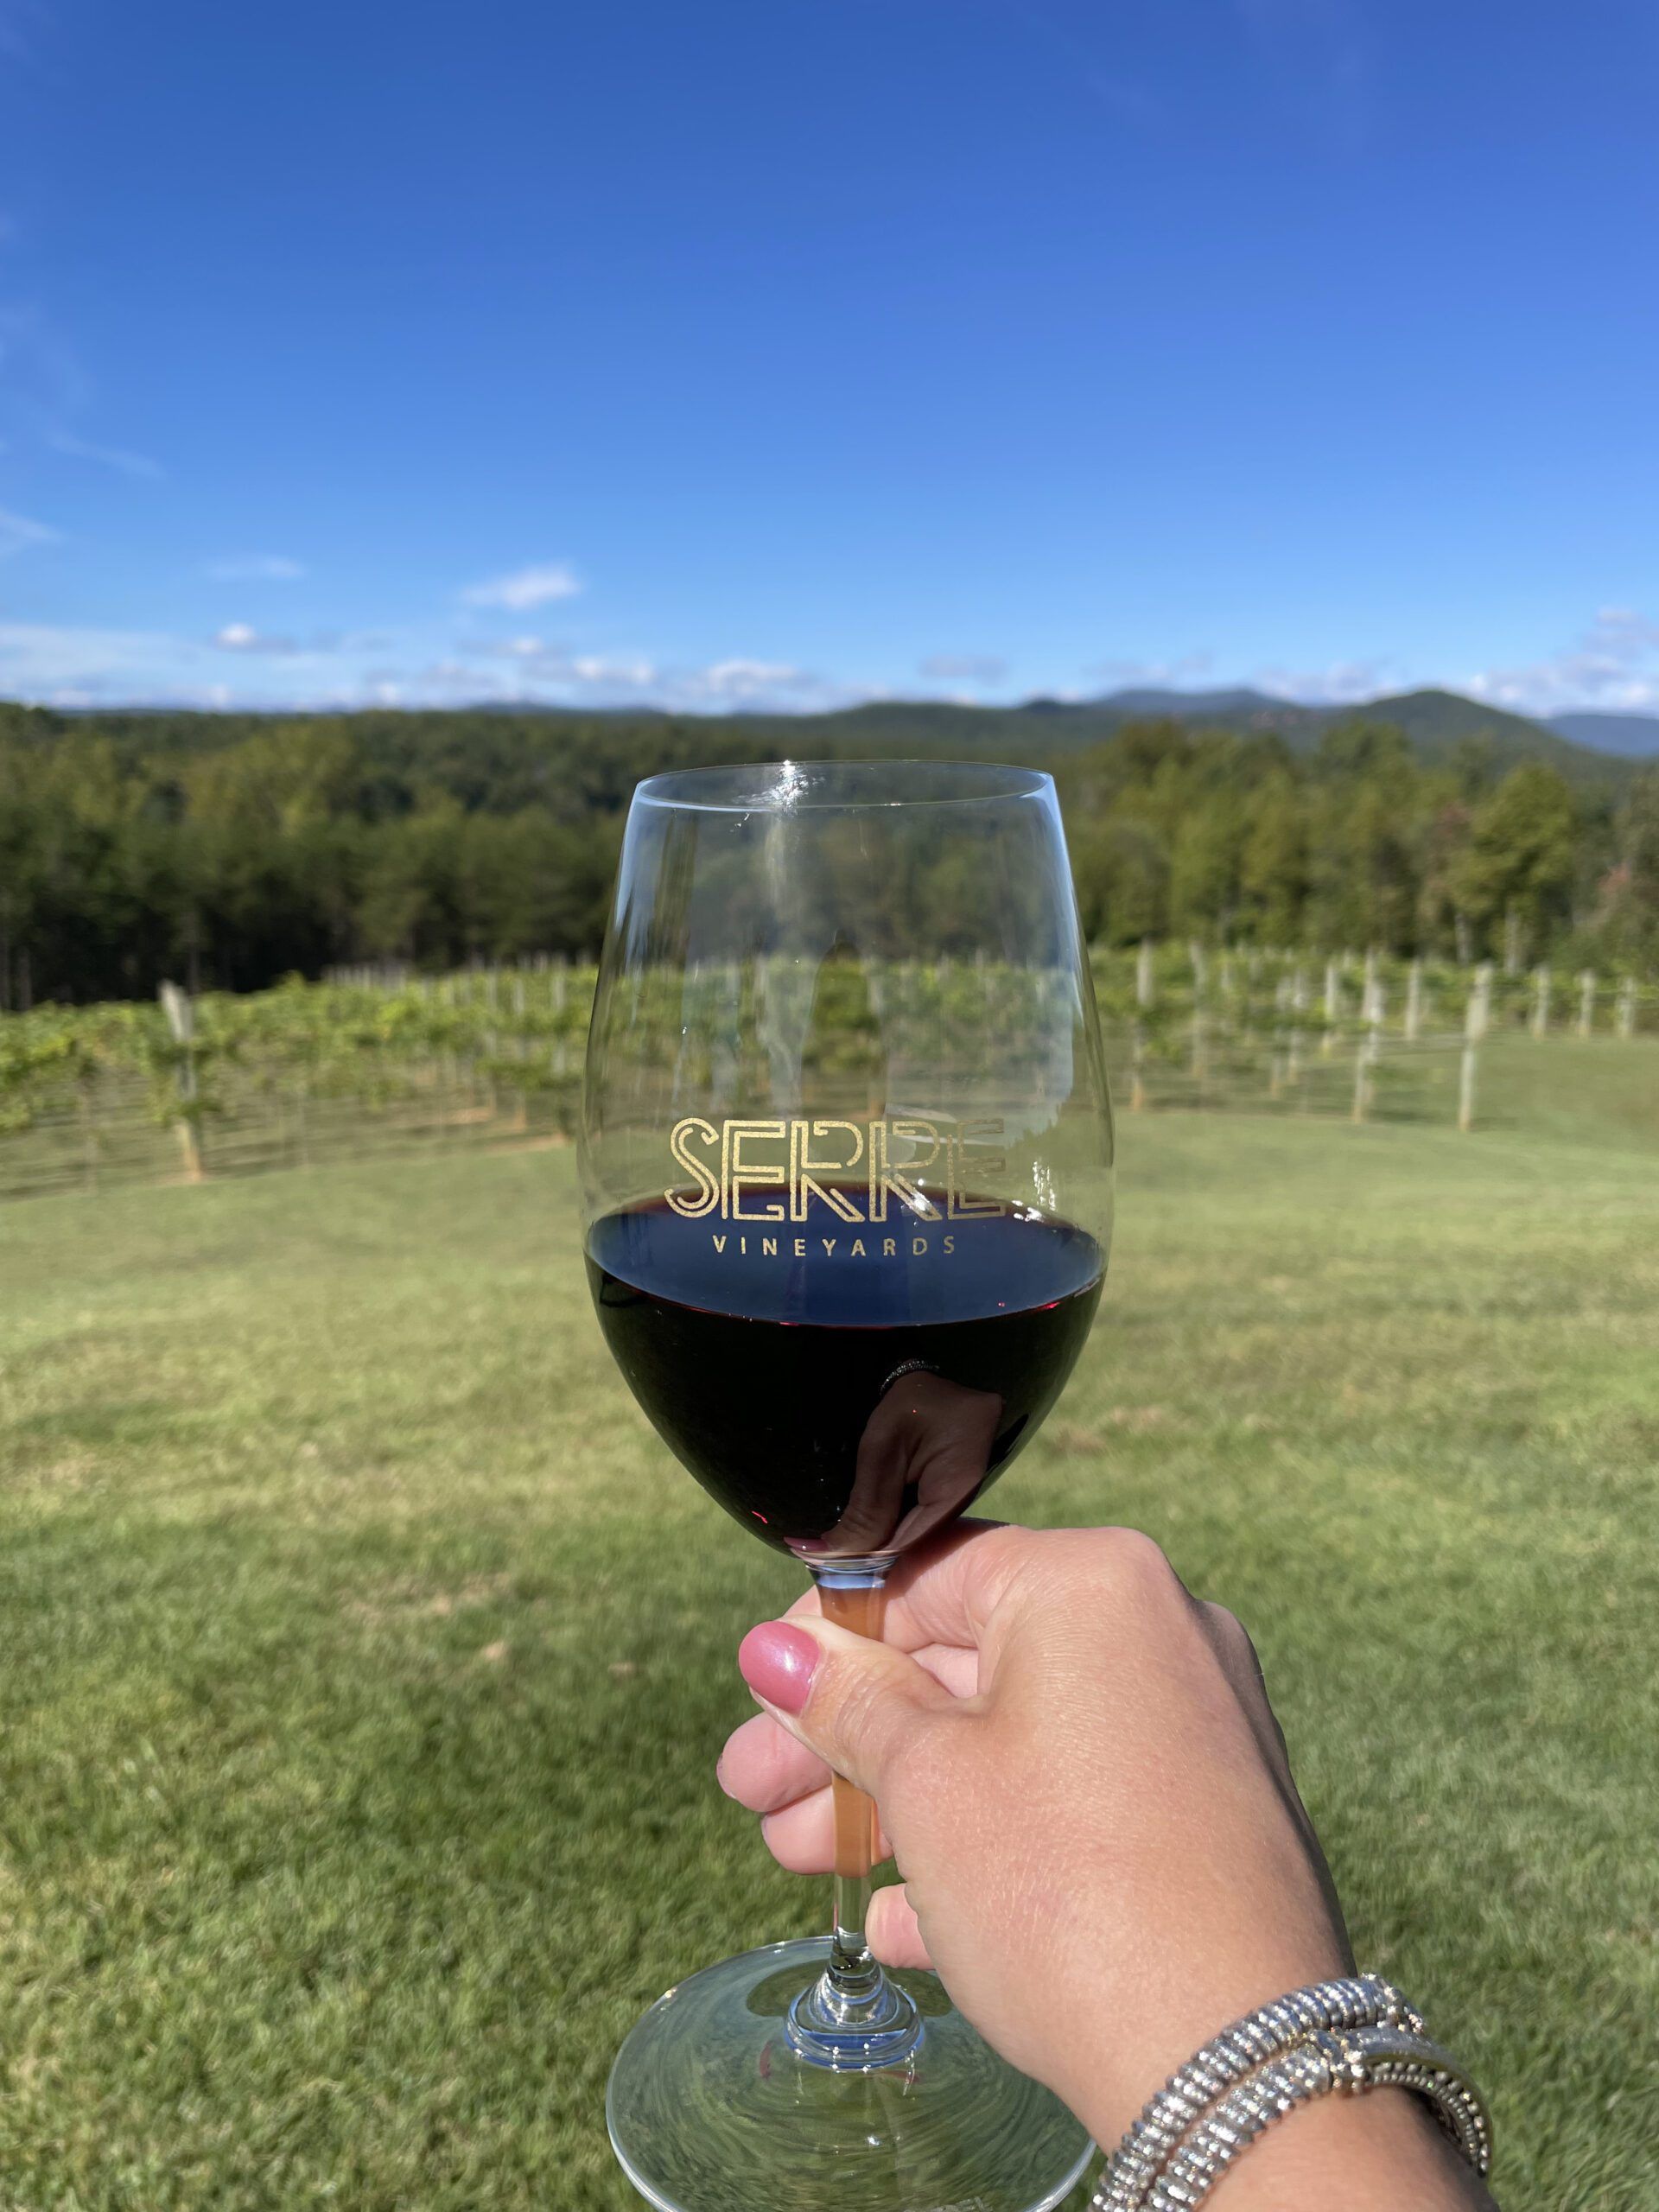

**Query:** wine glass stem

left=823, top=1572, right=883, bottom=2000
left=830, top=1767, right=877, bottom=1993
left=786, top=1563, right=921, bottom=2064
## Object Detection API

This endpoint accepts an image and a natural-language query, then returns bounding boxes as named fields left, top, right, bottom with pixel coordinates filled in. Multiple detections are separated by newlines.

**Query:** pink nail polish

left=738, top=1622, right=819, bottom=1714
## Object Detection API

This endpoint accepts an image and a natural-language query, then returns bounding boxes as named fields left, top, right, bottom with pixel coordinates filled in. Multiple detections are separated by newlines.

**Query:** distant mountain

left=1548, top=710, right=1659, bottom=760
left=1083, top=685, right=1300, bottom=721
left=1337, top=689, right=1611, bottom=783
left=16, top=683, right=1642, bottom=791
left=1015, top=683, right=1630, bottom=788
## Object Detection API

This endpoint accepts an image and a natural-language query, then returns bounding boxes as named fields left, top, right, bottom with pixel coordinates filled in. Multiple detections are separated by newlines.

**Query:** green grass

left=1, top=1051, right=1656, bottom=2209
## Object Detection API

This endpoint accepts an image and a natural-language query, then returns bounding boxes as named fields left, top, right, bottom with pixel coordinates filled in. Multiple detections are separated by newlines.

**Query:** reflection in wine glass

left=796, top=1369, right=1004, bottom=1562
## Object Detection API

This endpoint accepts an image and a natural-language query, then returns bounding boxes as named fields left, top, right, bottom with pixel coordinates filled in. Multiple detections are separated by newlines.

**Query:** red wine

left=585, top=1191, right=1103, bottom=1560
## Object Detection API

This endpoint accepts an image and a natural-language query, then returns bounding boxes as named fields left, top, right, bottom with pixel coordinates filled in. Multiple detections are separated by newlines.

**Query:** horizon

left=14, top=678, right=1658, bottom=745
left=3, top=2, right=1657, bottom=720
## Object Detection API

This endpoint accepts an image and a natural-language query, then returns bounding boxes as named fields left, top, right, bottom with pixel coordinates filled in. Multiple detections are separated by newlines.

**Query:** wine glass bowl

left=581, top=760, right=1112, bottom=2211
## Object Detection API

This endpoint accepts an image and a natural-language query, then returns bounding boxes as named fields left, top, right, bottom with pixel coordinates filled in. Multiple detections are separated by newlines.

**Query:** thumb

left=737, top=1616, right=953, bottom=1799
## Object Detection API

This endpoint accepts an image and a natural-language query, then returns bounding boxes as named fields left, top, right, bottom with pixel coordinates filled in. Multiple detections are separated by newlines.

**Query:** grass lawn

left=1, top=1041, right=1656, bottom=2209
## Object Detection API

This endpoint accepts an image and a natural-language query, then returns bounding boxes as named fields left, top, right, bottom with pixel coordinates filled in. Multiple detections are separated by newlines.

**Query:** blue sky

left=1, top=0, right=1656, bottom=717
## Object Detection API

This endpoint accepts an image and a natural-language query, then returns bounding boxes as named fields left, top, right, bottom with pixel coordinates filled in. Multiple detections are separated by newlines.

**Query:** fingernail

left=738, top=1621, right=820, bottom=1714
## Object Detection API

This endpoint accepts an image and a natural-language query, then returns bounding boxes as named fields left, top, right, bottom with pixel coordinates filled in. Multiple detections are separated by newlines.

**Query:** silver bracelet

left=876, top=1356, right=937, bottom=1397
left=1092, top=1974, right=1491, bottom=2211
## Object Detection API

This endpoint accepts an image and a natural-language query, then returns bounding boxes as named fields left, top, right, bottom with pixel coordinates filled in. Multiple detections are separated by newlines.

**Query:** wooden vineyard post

left=1578, top=970, right=1596, bottom=1038
left=1404, top=957, right=1423, bottom=1042
left=159, top=980, right=206, bottom=1182
left=1471, top=961, right=1494, bottom=1038
left=1617, top=979, right=1637, bottom=1040
left=1135, top=938, right=1154, bottom=1010
left=1352, top=996, right=1382, bottom=1123
left=1503, top=902, right=1523, bottom=976
left=76, top=1071, right=100, bottom=1194
left=1458, top=967, right=1490, bottom=1134
left=1321, top=959, right=1340, bottom=1056
left=1531, top=964, right=1551, bottom=1039
left=1188, top=945, right=1207, bottom=1099
left=1129, top=1020, right=1147, bottom=1113
left=1284, top=966, right=1306, bottom=1093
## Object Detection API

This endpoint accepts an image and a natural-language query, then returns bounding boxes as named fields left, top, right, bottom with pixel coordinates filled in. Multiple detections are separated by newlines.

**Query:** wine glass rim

left=632, top=759, right=1055, bottom=814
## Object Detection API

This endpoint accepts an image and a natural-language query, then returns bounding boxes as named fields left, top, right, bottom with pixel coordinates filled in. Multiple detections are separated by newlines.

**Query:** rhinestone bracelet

left=1091, top=1974, right=1492, bottom=2211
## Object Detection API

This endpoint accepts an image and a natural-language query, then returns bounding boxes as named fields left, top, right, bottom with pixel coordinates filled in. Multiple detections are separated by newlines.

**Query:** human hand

left=721, top=1522, right=1492, bottom=2206
left=797, top=1370, right=1002, bottom=1560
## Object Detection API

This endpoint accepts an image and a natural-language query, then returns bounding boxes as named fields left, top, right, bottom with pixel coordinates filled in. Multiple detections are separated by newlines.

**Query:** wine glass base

left=607, top=1936, right=1095, bottom=2212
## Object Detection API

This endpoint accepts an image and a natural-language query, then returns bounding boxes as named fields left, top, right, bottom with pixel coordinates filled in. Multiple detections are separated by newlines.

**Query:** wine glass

left=580, top=760, right=1113, bottom=2212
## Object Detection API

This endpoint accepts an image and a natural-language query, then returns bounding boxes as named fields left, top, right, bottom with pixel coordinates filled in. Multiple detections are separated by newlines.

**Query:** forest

left=1, top=696, right=1656, bottom=1005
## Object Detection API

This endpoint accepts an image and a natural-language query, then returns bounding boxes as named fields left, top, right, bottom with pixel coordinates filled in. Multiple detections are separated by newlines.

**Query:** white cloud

left=1462, top=607, right=1659, bottom=717
left=0, top=504, right=60, bottom=558
left=0, top=612, right=861, bottom=717
left=1249, top=658, right=1392, bottom=704
left=571, top=653, right=657, bottom=686
left=918, top=652, right=1007, bottom=684
left=1087, top=651, right=1217, bottom=688
left=205, top=554, right=307, bottom=582
left=695, top=658, right=810, bottom=700
left=460, top=561, right=582, bottom=611
left=213, top=622, right=297, bottom=655
left=47, top=429, right=162, bottom=480
left=1588, top=606, right=1659, bottom=654
left=0, top=620, right=198, bottom=695
left=481, top=637, right=660, bottom=689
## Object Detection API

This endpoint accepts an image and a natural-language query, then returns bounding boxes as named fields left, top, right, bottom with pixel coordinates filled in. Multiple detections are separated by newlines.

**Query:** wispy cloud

left=1249, top=657, right=1393, bottom=703
left=0, top=504, right=60, bottom=558
left=0, top=302, right=162, bottom=494
left=690, top=658, right=817, bottom=703
left=47, top=429, right=162, bottom=480
left=474, top=641, right=851, bottom=710
left=484, top=637, right=658, bottom=687
left=3, top=611, right=860, bottom=716
left=0, top=620, right=207, bottom=699
left=460, top=561, right=582, bottom=611
left=1465, top=607, right=1659, bottom=717
left=205, top=553, right=307, bottom=582
left=1086, top=652, right=1217, bottom=689
left=918, top=652, right=1007, bottom=684
left=213, top=622, right=298, bottom=655
left=1235, top=0, right=1373, bottom=146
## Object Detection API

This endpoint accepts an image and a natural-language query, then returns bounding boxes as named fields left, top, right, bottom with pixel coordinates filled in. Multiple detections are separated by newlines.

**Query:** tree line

left=0, top=699, right=1655, bottom=1007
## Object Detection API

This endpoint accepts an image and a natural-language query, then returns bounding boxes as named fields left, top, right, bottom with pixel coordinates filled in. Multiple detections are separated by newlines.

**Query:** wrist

left=1069, top=1967, right=1495, bottom=2212
left=1194, top=2089, right=1492, bottom=2210
left=1058, top=1934, right=1353, bottom=2146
